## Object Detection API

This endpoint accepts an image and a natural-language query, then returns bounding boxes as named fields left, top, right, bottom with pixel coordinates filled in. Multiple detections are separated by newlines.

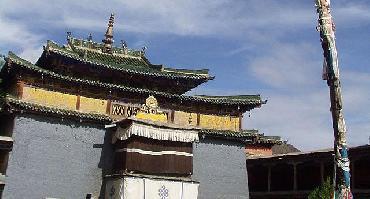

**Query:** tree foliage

left=308, top=177, right=334, bottom=199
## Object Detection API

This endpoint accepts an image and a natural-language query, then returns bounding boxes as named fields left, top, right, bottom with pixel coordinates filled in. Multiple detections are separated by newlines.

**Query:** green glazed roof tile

left=199, top=128, right=282, bottom=144
left=200, top=129, right=258, bottom=138
left=44, top=40, right=213, bottom=80
left=194, top=95, right=263, bottom=104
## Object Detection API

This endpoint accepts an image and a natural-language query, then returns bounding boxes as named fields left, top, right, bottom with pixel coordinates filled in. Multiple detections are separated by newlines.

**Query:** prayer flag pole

left=314, top=0, right=352, bottom=198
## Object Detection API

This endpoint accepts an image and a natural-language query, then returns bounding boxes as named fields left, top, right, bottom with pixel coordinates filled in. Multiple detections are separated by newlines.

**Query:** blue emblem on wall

left=158, top=185, right=169, bottom=199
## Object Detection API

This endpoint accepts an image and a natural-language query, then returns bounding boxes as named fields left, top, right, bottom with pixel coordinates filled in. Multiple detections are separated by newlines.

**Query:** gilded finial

left=141, top=46, right=147, bottom=56
left=87, top=33, right=93, bottom=41
left=102, top=13, right=115, bottom=54
left=121, top=40, right=128, bottom=54
left=67, top=31, right=72, bottom=41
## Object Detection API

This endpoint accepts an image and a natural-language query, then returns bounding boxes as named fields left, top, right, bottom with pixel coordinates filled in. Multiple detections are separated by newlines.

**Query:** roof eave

left=6, top=52, right=262, bottom=110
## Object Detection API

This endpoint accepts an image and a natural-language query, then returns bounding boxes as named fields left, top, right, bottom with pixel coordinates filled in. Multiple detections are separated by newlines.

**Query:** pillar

left=320, top=162, right=324, bottom=184
left=293, top=163, right=297, bottom=191
left=267, top=165, right=271, bottom=192
left=351, top=159, right=355, bottom=189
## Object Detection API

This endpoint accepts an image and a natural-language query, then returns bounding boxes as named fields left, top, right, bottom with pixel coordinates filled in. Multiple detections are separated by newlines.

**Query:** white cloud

left=245, top=41, right=370, bottom=150
left=0, top=16, right=43, bottom=62
left=245, top=42, right=330, bottom=150
left=1, top=1, right=369, bottom=41
left=249, top=42, right=321, bottom=89
left=247, top=92, right=333, bottom=151
left=335, top=3, right=370, bottom=25
left=0, top=0, right=315, bottom=39
left=340, top=71, right=370, bottom=147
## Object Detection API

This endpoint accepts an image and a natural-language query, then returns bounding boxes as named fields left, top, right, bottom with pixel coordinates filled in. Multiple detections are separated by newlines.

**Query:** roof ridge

left=194, top=94, right=261, bottom=101
left=196, top=94, right=261, bottom=97
left=74, top=45, right=144, bottom=61
left=67, top=36, right=144, bottom=58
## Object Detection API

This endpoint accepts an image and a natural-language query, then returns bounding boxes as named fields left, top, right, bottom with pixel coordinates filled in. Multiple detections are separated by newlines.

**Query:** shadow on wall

left=98, top=127, right=115, bottom=199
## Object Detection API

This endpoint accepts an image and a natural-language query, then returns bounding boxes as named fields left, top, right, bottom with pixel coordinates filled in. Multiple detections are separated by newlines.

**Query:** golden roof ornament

left=87, top=33, right=93, bottom=42
left=66, top=31, right=72, bottom=42
left=139, top=96, right=160, bottom=114
left=145, top=96, right=158, bottom=109
left=121, top=40, right=128, bottom=54
left=102, top=13, right=114, bottom=54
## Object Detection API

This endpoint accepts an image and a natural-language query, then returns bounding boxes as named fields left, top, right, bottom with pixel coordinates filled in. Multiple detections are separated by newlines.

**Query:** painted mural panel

left=20, top=86, right=240, bottom=131
left=22, top=86, right=77, bottom=110
left=79, top=96, right=107, bottom=114
left=199, top=114, right=239, bottom=131
left=135, top=112, right=167, bottom=123
left=173, top=111, right=197, bottom=126
left=110, top=97, right=168, bottom=123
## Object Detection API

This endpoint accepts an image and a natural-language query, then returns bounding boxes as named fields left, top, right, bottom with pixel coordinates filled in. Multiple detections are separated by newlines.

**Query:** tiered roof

left=35, top=14, right=213, bottom=94
left=40, top=40, right=212, bottom=81
left=36, top=37, right=213, bottom=94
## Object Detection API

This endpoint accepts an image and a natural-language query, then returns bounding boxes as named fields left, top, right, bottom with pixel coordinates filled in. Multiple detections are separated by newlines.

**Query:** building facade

left=247, top=145, right=370, bottom=199
left=0, top=14, right=280, bottom=198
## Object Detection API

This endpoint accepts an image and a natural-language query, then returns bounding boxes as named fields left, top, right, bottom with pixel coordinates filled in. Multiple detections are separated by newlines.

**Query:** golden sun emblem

left=145, top=96, right=158, bottom=109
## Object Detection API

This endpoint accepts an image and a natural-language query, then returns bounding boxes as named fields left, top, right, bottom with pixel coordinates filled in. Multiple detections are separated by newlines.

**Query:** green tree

left=308, top=177, right=334, bottom=199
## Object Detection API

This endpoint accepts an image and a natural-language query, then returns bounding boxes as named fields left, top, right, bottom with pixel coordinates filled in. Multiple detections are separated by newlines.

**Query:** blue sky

left=1, top=0, right=370, bottom=151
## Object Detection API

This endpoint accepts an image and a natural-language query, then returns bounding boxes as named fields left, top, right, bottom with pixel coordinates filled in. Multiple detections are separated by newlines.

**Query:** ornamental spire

left=102, top=13, right=114, bottom=54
